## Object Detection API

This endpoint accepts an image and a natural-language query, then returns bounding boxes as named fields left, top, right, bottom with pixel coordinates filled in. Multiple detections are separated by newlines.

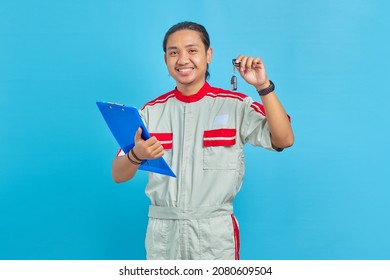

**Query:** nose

left=177, top=52, right=190, bottom=64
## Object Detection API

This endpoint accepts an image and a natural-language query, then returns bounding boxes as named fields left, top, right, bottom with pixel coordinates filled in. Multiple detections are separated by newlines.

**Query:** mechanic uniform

left=118, top=82, right=283, bottom=260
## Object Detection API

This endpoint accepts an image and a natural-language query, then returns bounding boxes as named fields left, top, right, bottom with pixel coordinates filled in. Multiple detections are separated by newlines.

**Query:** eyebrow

left=166, top=44, right=200, bottom=51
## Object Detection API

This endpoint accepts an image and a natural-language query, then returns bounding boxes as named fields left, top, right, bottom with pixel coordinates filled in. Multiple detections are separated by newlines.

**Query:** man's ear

left=207, top=47, right=213, bottom=64
left=164, top=53, right=167, bottom=64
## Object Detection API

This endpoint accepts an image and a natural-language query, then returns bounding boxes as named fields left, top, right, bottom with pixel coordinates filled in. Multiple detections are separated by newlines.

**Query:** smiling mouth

left=176, top=67, right=194, bottom=73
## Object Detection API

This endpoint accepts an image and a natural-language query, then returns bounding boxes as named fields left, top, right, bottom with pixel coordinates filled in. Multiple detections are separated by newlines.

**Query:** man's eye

left=169, top=51, right=177, bottom=56
left=189, top=49, right=197, bottom=53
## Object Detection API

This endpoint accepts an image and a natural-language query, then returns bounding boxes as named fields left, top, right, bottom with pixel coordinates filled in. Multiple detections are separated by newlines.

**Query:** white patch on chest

left=213, top=114, right=229, bottom=126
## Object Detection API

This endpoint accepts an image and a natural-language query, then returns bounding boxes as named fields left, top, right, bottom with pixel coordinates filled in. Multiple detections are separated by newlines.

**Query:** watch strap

left=257, top=80, right=275, bottom=96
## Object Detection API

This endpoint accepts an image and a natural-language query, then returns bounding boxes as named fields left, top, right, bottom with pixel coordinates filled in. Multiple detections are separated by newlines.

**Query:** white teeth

left=177, top=68, right=193, bottom=72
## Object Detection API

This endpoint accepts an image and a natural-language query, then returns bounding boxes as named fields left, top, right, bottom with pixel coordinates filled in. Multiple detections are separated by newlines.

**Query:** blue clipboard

left=96, top=101, right=176, bottom=178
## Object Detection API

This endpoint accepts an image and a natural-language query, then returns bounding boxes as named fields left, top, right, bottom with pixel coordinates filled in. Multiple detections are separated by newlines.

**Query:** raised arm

left=235, top=55, right=294, bottom=149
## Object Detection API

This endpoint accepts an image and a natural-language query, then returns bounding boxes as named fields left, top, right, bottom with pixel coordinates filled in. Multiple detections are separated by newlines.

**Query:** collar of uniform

left=173, top=82, right=211, bottom=103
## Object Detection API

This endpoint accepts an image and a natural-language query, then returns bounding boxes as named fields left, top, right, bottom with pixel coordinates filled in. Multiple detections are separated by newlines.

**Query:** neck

left=176, top=80, right=206, bottom=96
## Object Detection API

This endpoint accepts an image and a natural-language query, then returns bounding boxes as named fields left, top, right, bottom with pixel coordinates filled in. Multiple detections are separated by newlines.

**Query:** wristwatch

left=257, top=80, right=275, bottom=96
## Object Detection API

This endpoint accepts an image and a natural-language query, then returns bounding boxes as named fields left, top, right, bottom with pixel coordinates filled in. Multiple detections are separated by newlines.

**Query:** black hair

left=163, top=21, right=211, bottom=80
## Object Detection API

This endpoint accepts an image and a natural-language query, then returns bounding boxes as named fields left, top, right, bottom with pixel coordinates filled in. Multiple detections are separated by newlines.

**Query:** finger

left=144, top=136, right=159, bottom=146
left=240, top=56, right=249, bottom=72
left=235, top=54, right=244, bottom=63
left=143, top=138, right=161, bottom=152
left=246, top=57, right=255, bottom=69
left=134, top=127, right=142, bottom=143
left=234, top=54, right=244, bottom=69
left=253, top=57, right=263, bottom=69
left=148, top=139, right=162, bottom=150
left=150, top=145, right=164, bottom=158
left=144, top=142, right=164, bottom=158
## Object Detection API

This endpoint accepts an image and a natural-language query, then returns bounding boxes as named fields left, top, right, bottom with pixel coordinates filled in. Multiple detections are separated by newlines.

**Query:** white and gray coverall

left=118, top=82, right=283, bottom=259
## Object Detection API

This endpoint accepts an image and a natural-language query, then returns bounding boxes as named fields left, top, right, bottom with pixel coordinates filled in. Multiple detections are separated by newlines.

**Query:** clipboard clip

left=107, top=101, right=125, bottom=106
left=107, top=102, right=126, bottom=110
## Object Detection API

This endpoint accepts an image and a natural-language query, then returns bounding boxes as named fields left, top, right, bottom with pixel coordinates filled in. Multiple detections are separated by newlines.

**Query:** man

left=112, top=21, right=294, bottom=260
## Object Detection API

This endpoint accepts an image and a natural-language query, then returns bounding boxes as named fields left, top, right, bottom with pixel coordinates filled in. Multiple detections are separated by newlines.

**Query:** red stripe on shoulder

left=251, top=102, right=266, bottom=116
left=206, top=87, right=247, bottom=101
left=207, top=87, right=266, bottom=116
left=141, top=91, right=176, bottom=110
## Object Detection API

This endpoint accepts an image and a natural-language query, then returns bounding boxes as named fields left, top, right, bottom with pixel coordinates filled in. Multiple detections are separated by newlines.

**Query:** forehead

left=166, top=29, right=204, bottom=48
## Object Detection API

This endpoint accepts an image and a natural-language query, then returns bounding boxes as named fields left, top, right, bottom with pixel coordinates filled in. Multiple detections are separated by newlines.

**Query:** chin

left=176, top=77, right=195, bottom=85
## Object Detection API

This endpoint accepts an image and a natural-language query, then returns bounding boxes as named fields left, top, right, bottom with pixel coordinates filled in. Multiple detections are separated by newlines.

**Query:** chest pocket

left=150, top=132, right=173, bottom=165
left=203, top=128, right=238, bottom=170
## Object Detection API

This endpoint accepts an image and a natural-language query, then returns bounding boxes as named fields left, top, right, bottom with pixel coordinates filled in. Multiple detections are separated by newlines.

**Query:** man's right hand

left=132, top=127, right=164, bottom=160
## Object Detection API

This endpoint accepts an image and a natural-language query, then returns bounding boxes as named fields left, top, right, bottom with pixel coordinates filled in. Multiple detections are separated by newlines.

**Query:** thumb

left=134, top=127, right=142, bottom=143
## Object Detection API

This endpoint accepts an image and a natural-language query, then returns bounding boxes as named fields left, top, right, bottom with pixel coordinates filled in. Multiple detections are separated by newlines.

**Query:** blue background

left=1, top=0, right=389, bottom=260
